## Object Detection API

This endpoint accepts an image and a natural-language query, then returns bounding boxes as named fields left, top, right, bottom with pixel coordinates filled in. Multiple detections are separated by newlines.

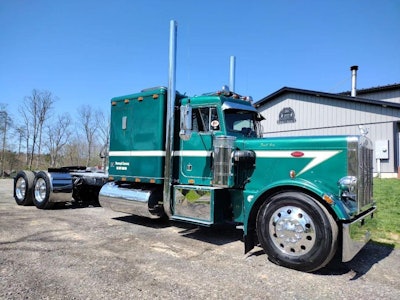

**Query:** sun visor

left=222, top=101, right=258, bottom=112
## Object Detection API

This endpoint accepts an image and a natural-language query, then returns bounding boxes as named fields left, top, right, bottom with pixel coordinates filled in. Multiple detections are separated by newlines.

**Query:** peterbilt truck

left=13, top=21, right=376, bottom=272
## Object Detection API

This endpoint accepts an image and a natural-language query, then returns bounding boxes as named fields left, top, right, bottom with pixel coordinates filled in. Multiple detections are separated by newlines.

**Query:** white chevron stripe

left=255, top=150, right=341, bottom=176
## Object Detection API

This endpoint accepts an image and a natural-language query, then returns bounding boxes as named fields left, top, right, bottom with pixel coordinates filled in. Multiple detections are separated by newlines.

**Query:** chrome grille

left=347, top=136, right=374, bottom=213
left=358, top=140, right=374, bottom=211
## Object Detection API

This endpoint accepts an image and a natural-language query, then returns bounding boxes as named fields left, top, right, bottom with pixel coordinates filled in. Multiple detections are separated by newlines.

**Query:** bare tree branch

left=19, top=89, right=56, bottom=169
left=77, top=105, right=98, bottom=166
left=46, top=113, right=72, bottom=167
left=0, top=104, right=12, bottom=177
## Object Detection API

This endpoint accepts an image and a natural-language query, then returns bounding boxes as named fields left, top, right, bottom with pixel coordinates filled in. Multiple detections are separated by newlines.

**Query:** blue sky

left=1, top=0, right=399, bottom=119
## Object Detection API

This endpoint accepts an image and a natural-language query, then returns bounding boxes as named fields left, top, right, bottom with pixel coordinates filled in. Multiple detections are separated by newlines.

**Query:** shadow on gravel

left=245, top=241, right=395, bottom=279
left=315, top=241, right=395, bottom=280
left=113, top=215, right=172, bottom=229
left=177, top=224, right=243, bottom=246
left=114, top=215, right=243, bottom=246
left=50, top=201, right=101, bottom=209
left=113, top=215, right=396, bottom=278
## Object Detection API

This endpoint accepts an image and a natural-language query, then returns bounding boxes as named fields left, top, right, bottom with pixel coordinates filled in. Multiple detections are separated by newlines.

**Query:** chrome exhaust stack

left=163, top=20, right=177, bottom=218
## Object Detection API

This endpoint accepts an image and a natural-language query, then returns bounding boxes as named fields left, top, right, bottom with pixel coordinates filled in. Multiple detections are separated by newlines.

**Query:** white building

left=255, top=82, right=400, bottom=177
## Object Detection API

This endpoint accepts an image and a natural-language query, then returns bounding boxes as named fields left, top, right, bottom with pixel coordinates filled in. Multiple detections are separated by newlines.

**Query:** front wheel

left=256, top=191, right=338, bottom=272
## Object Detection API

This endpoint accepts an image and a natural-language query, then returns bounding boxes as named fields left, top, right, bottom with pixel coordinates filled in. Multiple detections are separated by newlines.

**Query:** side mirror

left=256, top=113, right=265, bottom=121
left=179, top=103, right=192, bottom=141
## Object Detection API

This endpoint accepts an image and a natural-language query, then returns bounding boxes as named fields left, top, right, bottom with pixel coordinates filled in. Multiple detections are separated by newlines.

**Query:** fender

left=242, top=178, right=351, bottom=236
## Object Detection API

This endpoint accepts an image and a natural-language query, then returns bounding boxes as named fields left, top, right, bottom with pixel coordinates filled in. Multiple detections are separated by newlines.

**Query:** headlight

left=338, top=176, right=357, bottom=200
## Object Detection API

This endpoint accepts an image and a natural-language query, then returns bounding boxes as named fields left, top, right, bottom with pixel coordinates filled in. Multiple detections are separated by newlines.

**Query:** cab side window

left=192, top=107, right=220, bottom=132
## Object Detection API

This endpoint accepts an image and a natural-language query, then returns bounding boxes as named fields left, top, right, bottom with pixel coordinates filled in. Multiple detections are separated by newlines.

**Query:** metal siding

left=260, top=95, right=400, bottom=135
left=359, top=90, right=400, bottom=103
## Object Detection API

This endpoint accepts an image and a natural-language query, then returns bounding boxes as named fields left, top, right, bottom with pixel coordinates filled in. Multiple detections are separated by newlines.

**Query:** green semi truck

left=13, top=21, right=376, bottom=272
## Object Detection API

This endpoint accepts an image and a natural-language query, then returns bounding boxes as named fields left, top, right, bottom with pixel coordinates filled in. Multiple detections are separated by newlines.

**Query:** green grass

left=371, top=178, right=400, bottom=248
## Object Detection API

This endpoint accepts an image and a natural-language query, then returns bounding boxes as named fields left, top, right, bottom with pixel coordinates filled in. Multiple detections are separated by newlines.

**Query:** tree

left=95, top=110, right=110, bottom=170
left=19, top=108, right=31, bottom=166
left=0, top=104, right=12, bottom=177
left=15, top=126, right=25, bottom=157
left=19, top=89, right=56, bottom=169
left=64, top=137, right=85, bottom=166
left=36, top=90, right=55, bottom=168
left=77, top=105, right=98, bottom=166
left=46, top=113, right=72, bottom=167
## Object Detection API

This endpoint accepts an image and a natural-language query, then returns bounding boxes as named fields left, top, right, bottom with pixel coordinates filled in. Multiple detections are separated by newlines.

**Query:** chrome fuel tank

left=99, top=182, right=164, bottom=218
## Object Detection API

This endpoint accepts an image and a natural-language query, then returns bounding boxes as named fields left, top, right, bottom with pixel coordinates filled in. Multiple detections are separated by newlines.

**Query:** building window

left=277, top=107, right=296, bottom=124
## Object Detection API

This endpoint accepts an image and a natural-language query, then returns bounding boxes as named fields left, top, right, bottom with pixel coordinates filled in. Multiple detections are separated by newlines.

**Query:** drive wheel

left=33, top=171, right=53, bottom=209
left=14, top=170, right=35, bottom=206
left=256, top=191, right=338, bottom=272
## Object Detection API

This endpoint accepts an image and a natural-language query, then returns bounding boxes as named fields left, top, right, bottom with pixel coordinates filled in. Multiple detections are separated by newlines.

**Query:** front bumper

left=342, top=206, right=377, bottom=262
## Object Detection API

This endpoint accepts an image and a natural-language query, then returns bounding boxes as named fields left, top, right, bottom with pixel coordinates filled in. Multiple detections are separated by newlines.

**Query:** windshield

left=224, top=110, right=263, bottom=137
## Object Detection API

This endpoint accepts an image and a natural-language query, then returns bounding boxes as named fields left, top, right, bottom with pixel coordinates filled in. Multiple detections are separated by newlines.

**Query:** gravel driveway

left=0, top=179, right=399, bottom=299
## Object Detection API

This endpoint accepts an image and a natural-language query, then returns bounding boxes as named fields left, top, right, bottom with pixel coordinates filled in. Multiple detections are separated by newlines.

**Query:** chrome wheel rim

left=15, top=177, right=27, bottom=200
left=34, top=178, right=47, bottom=203
left=269, top=206, right=316, bottom=257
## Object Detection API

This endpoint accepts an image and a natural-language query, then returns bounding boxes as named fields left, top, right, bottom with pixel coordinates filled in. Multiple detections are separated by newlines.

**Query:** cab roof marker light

left=221, top=85, right=230, bottom=96
left=241, top=96, right=253, bottom=103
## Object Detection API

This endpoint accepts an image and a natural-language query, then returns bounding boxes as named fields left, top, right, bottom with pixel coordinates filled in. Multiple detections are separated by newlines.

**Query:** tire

left=14, top=170, right=35, bottom=206
left=32, top=171, right=53, bottom=209
left=256, top=191, right=338, bottom=272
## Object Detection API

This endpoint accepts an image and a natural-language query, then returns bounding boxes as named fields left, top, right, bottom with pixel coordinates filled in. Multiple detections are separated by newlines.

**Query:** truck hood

left=234, top=135, right=351, bottom=196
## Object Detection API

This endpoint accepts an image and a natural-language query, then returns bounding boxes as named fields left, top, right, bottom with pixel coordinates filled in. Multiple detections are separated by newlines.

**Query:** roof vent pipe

left=350, top=65, right=358, bottom=97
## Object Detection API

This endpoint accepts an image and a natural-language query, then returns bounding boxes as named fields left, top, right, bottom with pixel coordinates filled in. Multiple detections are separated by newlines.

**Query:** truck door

left=179, top=106, right=220, bottom=186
